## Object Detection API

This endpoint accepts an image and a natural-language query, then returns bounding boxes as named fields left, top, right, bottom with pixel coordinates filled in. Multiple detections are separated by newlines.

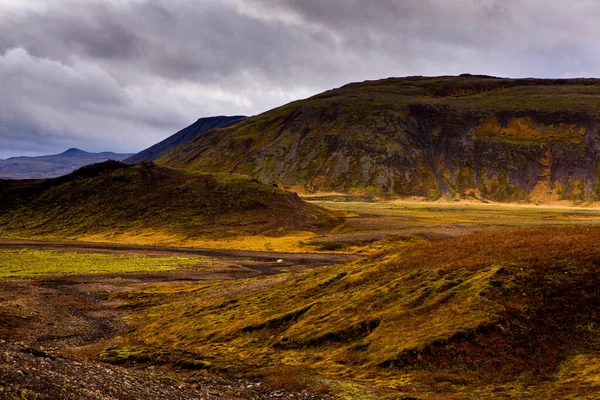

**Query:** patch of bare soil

left=0, top=270, right=254, bottom=350
left=0, top=239, right=357, bottom=275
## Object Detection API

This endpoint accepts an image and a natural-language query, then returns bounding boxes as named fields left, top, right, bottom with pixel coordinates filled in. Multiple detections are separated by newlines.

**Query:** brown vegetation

left=0, top=161, right=339, bottom=241
left=110, top=226, right=600, bottom=398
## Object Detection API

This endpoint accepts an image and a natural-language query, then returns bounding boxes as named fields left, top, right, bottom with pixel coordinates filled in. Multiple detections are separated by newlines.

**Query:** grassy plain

left=76, top=229, right=320, bottom=253
left=10, top=199, right=600, bottom=254
left=0, top=249, right=208, bottom=278
left=299, top=199, right=600, bottom=253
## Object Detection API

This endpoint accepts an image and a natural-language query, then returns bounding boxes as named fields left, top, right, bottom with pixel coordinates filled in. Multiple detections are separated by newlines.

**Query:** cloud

left=1, top=0, right=600, bottom=157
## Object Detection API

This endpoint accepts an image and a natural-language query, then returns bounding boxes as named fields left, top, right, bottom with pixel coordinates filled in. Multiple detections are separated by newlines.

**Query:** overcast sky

left=2, top=0, right=600, bottom=158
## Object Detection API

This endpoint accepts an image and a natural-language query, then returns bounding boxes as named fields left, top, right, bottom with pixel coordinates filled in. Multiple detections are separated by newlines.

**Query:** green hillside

left=160, top=75, right=600, bottom=202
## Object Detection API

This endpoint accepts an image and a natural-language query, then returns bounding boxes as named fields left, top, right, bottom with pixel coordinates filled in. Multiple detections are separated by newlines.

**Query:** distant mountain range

left=124, top=115, right=246, bottom=164
left=0, top=115, right=246, bottom=179
left=0, top=148, right=133, bottom=179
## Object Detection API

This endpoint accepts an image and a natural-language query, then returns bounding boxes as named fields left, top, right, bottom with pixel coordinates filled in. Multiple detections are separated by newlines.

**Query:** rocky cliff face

left=159, top=75, right=600, bottom=202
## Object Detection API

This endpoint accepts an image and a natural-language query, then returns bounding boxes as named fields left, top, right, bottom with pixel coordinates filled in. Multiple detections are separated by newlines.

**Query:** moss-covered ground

left=0, top=162, right=339, bottom=244
left=5, top=200, right=600, bottom=398
left=158, top=76, right=600, bottom=200
left=0, top=249, right=208, bottom=278
left=97, top=224, right=600, bottom=399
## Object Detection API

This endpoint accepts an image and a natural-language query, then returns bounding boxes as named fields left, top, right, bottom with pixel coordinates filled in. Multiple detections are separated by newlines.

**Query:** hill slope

left=125, top=116, right=246, bottom=164
left=0, top=148, right=133, bottom=179
left=0, top=162, right=337, bottom=239
left=115, top=227, right=600, bottom=398
left=160, top=75, right=600, bottom=202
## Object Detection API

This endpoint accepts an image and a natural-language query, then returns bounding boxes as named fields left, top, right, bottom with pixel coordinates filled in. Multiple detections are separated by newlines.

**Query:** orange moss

left=476, top=116, right=586, bottom=144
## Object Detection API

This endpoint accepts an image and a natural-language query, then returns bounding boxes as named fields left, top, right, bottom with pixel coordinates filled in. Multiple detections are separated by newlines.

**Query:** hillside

left=124, top=116, right=246, bottom=164
left=109, top=226, right=600, bottom=398
left=0, top=148, right=133, bottom=179
left=160, top=75, right=600, bottom=202
left=0, top=161, right=338, bottom=239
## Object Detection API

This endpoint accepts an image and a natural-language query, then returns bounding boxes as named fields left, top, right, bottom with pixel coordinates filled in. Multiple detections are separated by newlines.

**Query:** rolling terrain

left=125, top=115, right=246, bottom=164
left=0, top=148, right=133, bottom=179
left=103, top=226, right=600, bottom=399
left=4, top=187, right=600, bottom=398
left=0, top=161, right=338, bottom=241
left=160, top=75, right=600, bottom=203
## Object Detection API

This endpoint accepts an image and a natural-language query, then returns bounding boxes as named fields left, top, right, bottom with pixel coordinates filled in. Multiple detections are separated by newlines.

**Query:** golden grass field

left=4, top=200, right=600, bottom=399
left=96, top=223, right=600, bottom=399
left=12, top=198, right=599, bottom=255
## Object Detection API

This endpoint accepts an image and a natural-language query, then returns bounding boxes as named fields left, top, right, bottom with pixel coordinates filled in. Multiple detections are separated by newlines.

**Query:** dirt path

left=0, top=239, right=356, bottom=275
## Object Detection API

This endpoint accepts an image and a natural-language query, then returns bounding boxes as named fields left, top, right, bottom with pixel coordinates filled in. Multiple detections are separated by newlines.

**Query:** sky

left=2, top=0, right=600, bottom=158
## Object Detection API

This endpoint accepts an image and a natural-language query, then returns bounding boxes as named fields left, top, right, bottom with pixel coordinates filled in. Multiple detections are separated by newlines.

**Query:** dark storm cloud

left=1, top=0, right=600, bottom=158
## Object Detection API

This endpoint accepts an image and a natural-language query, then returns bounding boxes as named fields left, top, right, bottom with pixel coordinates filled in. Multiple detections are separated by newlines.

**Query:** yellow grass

left=79, top=229, right=319, bottom=253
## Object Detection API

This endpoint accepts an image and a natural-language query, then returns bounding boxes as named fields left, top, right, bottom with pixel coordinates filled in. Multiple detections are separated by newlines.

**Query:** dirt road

left=0, top=239, right=357, bottom=275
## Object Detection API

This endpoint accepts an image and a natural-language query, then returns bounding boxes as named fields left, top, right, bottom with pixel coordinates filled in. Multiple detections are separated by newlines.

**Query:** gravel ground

left=0, top=341, right=334, bottom=400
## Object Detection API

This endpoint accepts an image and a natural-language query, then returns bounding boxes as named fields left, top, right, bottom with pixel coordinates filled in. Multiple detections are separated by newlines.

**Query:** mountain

left=0, top=161, right=338, bottom=238
left=0, top=148, right=133, bottom=179
left=124, top=115, right=246, bottom=164
left=160, top=75, right=600, bottom=202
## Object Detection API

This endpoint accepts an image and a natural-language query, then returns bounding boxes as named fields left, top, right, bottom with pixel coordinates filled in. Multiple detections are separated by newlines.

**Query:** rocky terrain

left=160, top=75, right=600, bottom=202
left=0, top=342, right=334, bottom=400
left=0, top=250, right=342, bottom=400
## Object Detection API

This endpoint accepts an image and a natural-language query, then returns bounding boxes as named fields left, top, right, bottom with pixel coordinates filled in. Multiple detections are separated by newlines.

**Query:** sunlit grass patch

left=0, top=249, right=206, bottom=278
left=313, top=200, right=600, bottom=233
left=79, top=229, right=319, bottom=253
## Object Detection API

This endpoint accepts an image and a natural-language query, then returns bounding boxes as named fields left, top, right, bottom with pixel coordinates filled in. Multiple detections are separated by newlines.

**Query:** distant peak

left=61, top=148, right=87, bottom=155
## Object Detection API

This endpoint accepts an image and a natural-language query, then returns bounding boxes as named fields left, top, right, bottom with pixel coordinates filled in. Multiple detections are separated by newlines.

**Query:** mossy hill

left=109, top=227, right=600, bottom=398
left=0, top=161, right=337, bottom=238
left=160, top=75, right=600, bottom=202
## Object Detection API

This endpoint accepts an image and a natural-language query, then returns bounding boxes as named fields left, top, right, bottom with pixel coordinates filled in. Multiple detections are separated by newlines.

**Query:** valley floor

left=3, top=201, right=600, bottom=399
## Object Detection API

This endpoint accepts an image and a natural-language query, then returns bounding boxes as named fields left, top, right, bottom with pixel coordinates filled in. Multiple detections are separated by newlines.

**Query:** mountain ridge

left=159, top=75, right=600, bottom=203
left=124, top=115, right=246, bottom=164
left=0, top=148, right=133, bottom=179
